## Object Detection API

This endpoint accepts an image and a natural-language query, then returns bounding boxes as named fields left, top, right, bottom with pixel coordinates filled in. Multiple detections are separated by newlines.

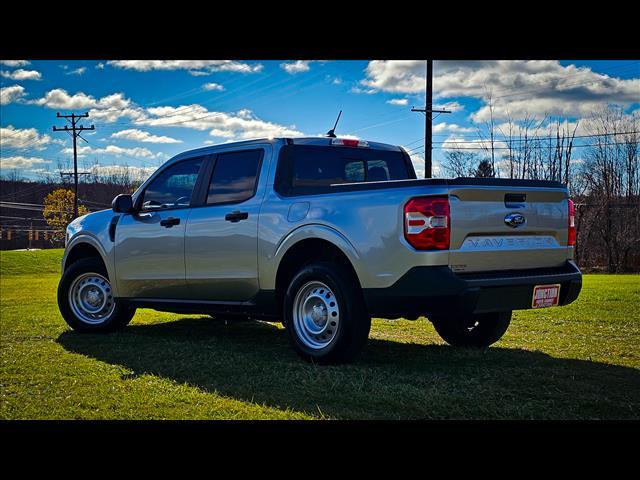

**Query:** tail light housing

left=568, top=198, right=576, bottom=246
left=331, top=138, right=369, bottom=147
left=404, top=196, right=450, bottom=250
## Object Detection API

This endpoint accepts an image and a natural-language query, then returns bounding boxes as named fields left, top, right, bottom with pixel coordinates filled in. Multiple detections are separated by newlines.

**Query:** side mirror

left=112, top=194, right=135, bottom=214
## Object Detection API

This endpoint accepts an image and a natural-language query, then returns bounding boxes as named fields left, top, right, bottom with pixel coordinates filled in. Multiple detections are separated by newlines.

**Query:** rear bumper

left=362, top=261, right=582, bottom=319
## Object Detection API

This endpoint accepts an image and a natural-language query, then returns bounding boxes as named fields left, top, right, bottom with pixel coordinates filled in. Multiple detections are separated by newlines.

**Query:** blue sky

left=1, top=59, right=638, bottom=180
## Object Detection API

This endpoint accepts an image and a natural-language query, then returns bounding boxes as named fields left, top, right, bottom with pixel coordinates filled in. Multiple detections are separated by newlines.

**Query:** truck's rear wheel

left=283, top=261, right=371, bottom=364
left=430, top=311, right=511, bottom=347
left=58, top=258, right=135, bottom=333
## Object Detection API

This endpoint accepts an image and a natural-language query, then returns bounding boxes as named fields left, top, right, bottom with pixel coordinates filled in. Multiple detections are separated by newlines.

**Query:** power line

left=0, top=215, right=48, bottom=221
left=0, top=201, right=100, bottom=213
left=402, top=129, right=639, bottom=151
left=434, top=140, right=635, bottom=151
left=433, top=130, right=640, bottom=146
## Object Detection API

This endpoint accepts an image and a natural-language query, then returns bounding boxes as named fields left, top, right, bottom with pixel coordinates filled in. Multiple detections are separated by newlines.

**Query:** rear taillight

left=404, top=196, right=450, bottom=250
left=568, top=198, right=576, bottom=246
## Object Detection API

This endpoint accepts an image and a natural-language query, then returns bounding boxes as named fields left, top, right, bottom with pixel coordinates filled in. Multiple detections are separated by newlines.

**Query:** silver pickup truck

left=58, top=136, right=582, bottom=364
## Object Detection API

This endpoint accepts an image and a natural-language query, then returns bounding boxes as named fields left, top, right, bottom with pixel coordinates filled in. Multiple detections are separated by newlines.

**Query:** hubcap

left=69, top=272, right=115, bottom=324
left=292, top=281, right=340, bottom=350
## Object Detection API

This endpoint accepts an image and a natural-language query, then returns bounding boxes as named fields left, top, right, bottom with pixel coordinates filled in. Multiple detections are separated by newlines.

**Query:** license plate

left=532, top=284, right=561, bottom=308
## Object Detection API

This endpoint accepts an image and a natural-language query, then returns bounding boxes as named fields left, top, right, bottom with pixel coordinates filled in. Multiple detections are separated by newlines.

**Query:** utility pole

left=53, top=112, right=94, bottom=218
left=411, top=60, right=451, bottom=178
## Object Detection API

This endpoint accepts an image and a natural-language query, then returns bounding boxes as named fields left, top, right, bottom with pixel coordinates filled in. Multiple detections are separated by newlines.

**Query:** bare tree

left=475, top=87, right=497, bottom=176
left=579, top=106, right=639, bottom=272
left=441, top=151, right=479, bottom=177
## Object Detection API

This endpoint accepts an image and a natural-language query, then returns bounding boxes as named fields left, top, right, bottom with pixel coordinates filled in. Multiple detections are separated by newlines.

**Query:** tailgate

left=448, top=181, right=569, bottom=273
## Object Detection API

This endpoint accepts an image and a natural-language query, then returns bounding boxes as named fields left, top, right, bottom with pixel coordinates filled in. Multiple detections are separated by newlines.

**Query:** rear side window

left=275, top=145, right=414, bottom=195
left=207, top=149, right=262, bottom=204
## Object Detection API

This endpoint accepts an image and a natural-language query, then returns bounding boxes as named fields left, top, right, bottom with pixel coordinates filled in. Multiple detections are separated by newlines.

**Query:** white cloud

left=111, top=129, right=182, bottom=144
left=63, top=144, right=165, bottom=160
left=31, top=89, right=145, bottom=123
left=96, top=63, right=105, bottom=69
left=0, top=155, right=49, bottom=171
left=350, top=86, right=377, bottom=95
left=409, top=152, right=425, bottom=178
left=137, top=105, right=304, bottom=140
left=203, top=82, right=224, bottom=91
left=432, top=122, right=475, bottom=134
left=0, top=69, right=42, bottom=81
left=442, top=135, right=508, bottom=152
left=409, top=152, right=442, bottom=178
left=107, top=60, right=263, bottom=74
left=360, top=60, right=640, bottom=122
left=0, top=125, right=52, bottom=150
left=66, top=67, right=86, bottom=76
left=361, top=60, right=427, bottom=94
left=29, top=88, right=307, bottom=142
left=88, top=163, right=157, bottom=182
left=0, top=60, right=30, bottom=67
left=89, top=95, right=146, bottom=123
left=0, top=85, right=25, bottom=105
left=434, top=101, right=464, bottom=112
left=281, top=61, right=311, bottom=74
left=387, top=98, right=408, bottom=106
left=31, top=88, right=97, bottom=109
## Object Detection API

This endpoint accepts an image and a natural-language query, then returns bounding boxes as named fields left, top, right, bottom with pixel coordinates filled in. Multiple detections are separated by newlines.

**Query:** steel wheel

left=68, top=272, right=115, bottom=325
left=292, top=281, right=340, bottom=350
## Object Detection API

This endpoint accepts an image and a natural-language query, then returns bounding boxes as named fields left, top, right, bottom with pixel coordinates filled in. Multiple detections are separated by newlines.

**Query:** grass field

left=1, top=249, right=638, bottom=419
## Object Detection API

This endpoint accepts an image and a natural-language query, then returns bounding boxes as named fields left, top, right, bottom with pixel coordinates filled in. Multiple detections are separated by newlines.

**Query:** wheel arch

left=64, top=240, right=106, bottom=269
left=274, top=233, right=362, bottom=312
left=62, top=237, right=115, bottom=292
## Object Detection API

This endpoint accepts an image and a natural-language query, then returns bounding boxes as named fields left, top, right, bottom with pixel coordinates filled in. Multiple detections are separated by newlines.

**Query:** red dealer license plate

left=532, top=284, right=561, bottom=308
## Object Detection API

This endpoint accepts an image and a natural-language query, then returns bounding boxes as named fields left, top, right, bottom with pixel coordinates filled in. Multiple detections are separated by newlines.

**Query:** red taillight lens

left=404, top=196, right=450, bottom=250
left=331, top=138, right=369, bottom=147
left=568, top=198, right=576, bottom=246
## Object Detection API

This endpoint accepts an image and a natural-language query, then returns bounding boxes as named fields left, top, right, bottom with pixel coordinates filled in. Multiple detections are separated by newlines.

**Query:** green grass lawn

left=1, top=249, right=639, bottom=419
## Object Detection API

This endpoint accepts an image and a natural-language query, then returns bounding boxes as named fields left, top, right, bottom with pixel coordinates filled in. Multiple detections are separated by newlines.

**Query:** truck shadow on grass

left=56, top=316, right=640, bottom=419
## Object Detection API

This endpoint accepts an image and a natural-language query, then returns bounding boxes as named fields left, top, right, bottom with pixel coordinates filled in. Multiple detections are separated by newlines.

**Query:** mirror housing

left=112, top=194, right=135, bottom=214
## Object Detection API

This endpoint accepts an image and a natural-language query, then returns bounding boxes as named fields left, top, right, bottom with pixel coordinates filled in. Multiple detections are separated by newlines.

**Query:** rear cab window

left=275, top=144, right=415, bottom=196
left=207, top=149, right=263, bottom=205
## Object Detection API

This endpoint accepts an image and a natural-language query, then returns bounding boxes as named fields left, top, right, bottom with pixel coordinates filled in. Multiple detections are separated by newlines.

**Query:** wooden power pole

left=411, top=60, right=451, bottom=178
left=53, top=112, right=94, bottom=218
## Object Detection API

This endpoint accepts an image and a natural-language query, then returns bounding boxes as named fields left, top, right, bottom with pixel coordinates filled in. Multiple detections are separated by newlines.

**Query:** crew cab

left=58, top=137, right=582, bottom=363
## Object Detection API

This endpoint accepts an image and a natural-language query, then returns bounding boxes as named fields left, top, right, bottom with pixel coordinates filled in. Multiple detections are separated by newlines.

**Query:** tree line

left=440, top=105, right=639, bottom=273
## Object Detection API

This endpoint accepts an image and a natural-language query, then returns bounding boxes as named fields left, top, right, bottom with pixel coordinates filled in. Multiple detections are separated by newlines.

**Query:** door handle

left=225, top=211, right=249, bottom=223
left=160, top=217, right=180, bottom=228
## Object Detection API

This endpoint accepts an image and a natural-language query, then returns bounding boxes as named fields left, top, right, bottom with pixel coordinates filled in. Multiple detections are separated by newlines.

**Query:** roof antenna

left=326, top=110, right=342, bottom=138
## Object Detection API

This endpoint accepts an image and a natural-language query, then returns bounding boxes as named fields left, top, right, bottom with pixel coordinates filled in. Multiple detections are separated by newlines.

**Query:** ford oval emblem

left=504, top=213, right=526, bottom=228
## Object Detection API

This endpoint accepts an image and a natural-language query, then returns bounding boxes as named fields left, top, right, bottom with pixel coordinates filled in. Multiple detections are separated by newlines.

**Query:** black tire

left=58, top=257, right=135, bottom=333
left=283, top=261, right=371, bottom=364
left=430, top=311, right=512, bottom=347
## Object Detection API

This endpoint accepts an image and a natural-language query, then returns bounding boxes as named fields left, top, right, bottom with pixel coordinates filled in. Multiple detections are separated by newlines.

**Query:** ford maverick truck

left=58, top=137, right=582, bottom=363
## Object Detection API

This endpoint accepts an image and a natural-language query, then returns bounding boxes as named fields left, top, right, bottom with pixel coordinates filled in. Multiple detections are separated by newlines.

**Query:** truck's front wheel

left=283, top=262, right=371, bottom=364
left=58, top=258, right=136, bottom=333
left=430, top=311, right=511, bottom=347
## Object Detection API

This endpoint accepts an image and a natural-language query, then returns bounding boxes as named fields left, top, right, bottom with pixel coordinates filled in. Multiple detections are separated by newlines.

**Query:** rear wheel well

left=275, top=239, right=361, bottom=312
left=65, top=243, right=106, bottom=273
